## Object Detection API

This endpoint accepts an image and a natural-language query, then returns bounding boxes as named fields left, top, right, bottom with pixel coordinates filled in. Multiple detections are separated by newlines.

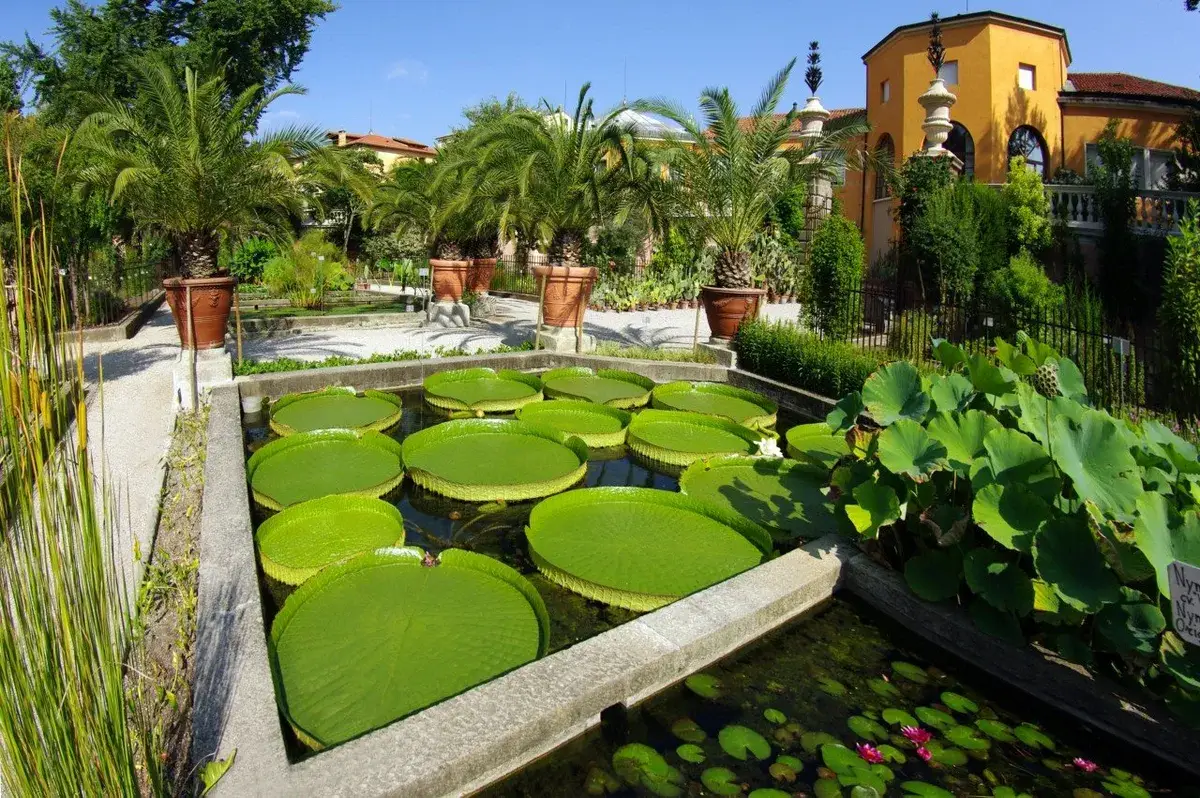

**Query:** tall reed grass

left=0, top=115, right=152, bottom=795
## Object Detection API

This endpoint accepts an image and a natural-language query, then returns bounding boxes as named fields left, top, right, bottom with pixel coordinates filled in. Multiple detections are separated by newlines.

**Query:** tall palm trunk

left=179, top=231, right=220, bottom=279
left=550, top=230, right=584, bottom=267
left=714, top=249, right=752, bottom=288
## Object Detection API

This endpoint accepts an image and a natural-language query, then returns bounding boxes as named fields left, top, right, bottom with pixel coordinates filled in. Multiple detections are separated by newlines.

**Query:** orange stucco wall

left=1061, top=105, right=1184, bottom=174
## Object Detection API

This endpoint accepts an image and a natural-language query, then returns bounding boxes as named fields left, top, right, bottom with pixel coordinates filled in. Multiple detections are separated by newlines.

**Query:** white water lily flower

left=756, top=438, right=783, bottom=458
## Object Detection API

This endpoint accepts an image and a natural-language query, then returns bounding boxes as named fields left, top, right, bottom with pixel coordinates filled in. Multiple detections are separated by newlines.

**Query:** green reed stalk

left=0, top=115, right=148, bottom=796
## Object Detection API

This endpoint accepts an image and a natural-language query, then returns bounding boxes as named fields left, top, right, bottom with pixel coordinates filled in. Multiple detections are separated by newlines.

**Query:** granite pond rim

left=422, top=367, right=544, bottom=413
left=268, top=387, right=403, bottom=436
left=539, top=366, right=655, bottom=408
left=246, top=429, right=405, bottom=511
left=514, top=400, right=632, bottom=448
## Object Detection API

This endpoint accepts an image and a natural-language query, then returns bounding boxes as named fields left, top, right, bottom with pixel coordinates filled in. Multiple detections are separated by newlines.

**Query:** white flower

left=756, top=438, right=783, bottom=458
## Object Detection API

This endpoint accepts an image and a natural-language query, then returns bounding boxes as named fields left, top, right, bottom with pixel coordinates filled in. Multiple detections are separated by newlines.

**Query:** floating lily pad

left=270, top=548, right=548, bottom=748
left=254, top=496, right=404, bottom=585
left=914, top=706, right=956, bottom=731
left=423, top=367, right=543, bottom=413
left=945, top=724, right=990, bottom=751
left=402, top=418, right=588, bottom=502
left=613, top=743, right=684, bottom=796
left=247, top=429, right=405, bottom=511
left=848, top=715, right=888, bottom=741
left=540, top=367, right=654, bottom=408
left=679, top=455, right=839, bottom=541
left=786, top=422, right=852, bottom=469
left=684, top=674, right=723, bottom=699
left=675, top=743, right=705, bottom=763
left=1013, top=723, right=1055, bottom=750
left=719, top=724, right=771, bottom=761
left=814, top=778, right=843, bottom=798
left=515, top=400, right=632, bottom=448
left=940, top=691, right=979, bottom=714
left=892, top=661, right=931, bottom=684
left=526, top=487, right=770, bottom=611
left=700, top=767, right=741, bottom=796
left=764, top=708, right=787, bottom=724
left=671, top=717, right=708, bottom=742
left=801, top=731, right=840, bottom=752
left=749, top=790, right=791, bottom=798
left=974, top=718, right=1016, bottom=742
left=882, top=708, right=917, bottom=727
left=652, top=381, right=778, bottom=429
left=627, top=410, right=762, bottom=467
left=268, top=387, right=404, bottom=436
left=901, top=782, right=955, bottom=798
left=816, top=676, right=849, bottom=696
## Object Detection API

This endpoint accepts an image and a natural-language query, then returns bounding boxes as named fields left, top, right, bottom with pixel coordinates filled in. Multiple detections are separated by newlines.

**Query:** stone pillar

left=797, top=96, right=833, bottom=268
left=917, top=78, right=963, bottom=174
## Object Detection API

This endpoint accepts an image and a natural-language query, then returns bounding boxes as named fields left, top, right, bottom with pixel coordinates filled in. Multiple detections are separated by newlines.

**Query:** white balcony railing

left=1044, top=184, right=1198, bottom=235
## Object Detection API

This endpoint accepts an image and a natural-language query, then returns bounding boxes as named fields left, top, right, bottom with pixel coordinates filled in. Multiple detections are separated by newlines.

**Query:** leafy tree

left=301, top=146, right=381, bottom=256
left=0, top=56, right=22, bottom=112
left=908, top=181, right=980, bottom=303
left=636, top=61, right=869, bottom=288
left=1161, top=201, right=1200, bottom=418
left=1170, top=110, right=1200, bottom=192
left=1002, top=156, right=1052, bottom=254
left=76, top=58, right=323, bottom=278
left=1092, top=119, right=1139, bottom=321
left=369, top=158, right=464, bottom=257
left=807, top=211, right=865, bottom=338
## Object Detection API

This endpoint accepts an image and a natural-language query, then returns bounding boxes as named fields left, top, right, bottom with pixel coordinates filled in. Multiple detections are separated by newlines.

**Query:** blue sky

left=4, top=0, right=1198, bottom=143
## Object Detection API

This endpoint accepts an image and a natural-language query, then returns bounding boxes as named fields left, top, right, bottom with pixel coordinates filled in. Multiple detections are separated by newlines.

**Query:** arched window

left=1008, top=125, right=1049, bottom=177
left=874, top=134, right=895, bottom=200
left=946, top=122, right=975, bottom=179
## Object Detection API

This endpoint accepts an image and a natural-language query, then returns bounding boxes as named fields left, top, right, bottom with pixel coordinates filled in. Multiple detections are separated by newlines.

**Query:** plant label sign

left=1169, top=560, right=1200, bottom=646
left=418, top=268, right=429, bottom=277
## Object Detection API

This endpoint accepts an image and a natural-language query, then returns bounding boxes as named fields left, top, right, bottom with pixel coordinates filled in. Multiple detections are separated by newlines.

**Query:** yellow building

left=326, top=130, right=438, bottom=172
left=826, top=11, right=1200, bottom=265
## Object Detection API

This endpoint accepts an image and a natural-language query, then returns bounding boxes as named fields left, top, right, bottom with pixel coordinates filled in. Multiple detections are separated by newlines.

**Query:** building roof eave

left=861, top=10, right=1071, bottom=65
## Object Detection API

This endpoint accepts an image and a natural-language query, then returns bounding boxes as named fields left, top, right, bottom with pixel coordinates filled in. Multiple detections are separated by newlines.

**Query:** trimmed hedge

left=734, top=319, right=885, bottom=400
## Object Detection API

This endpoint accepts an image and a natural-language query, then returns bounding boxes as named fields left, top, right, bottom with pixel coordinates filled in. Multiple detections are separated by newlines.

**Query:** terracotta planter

left=431, top=259, right=471, bottom=302
left=533, top=264, right=597, bottom=328
left=163, top=276, right=235, bottom=349
left=468, top=257, right=497, bottom=294
left=701, top=285, right=766, bottom=340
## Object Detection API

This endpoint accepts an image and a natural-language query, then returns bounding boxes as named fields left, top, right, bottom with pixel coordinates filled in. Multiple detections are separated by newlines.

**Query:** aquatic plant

left=627, top=409, right=763, bottom=466
left=540, top=366, right=654, bottom=408
left=247, top=428, right=405, bottom=510
left=514, top=399, right=632, bottom=448
left=268, top=387, right=403, bottom=435
left=651, top=381, right=779, bottom=429
left=902, top=725, right=933, bottom=745
left=254, top=496, right=404, bottom=584
left=856, top=742, right=885, bottom=764
left=422, top=367, right=543, bottom=413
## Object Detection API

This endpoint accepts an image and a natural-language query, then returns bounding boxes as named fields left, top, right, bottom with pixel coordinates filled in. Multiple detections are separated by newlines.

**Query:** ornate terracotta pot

left=533, top=264, right=597, bottom=328
left=163, top=276, right=235, bottom=349
left=701, top=285, right=766, bottom=340
left=431, top=259, right=471, bottom=302
left=468, top=258, right=497, bottom=294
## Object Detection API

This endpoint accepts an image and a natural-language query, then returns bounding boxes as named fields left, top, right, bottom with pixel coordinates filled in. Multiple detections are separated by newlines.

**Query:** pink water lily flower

left=856, top=743, right=885, bottom=765
left=915, top=746, right=933, bottom=762
left=1072, top=757, right=1098, bottom=773
left=901, top=726, right=933, bottom=745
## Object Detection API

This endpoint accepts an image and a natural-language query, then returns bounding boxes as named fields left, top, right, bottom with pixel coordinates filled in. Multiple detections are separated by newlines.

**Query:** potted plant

left=78, top=59, right=319, bottom=349
left=637, top=59, right=868, bottom=340
left=429, top=239, right=471, bottom=303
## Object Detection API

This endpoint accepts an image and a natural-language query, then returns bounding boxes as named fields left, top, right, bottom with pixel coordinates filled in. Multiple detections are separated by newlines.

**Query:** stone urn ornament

left=917, top=13, right=963, bottom=172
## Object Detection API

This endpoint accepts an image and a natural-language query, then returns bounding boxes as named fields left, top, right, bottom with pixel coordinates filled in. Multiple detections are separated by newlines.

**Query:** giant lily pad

left=268, top=387, right=403, bottom=436
left=255, top=496, right=405, bottom=585
left=679, top=455, right=839, bottom=541
left=515, top=400, right=632, bottom=448
left=422, top=367, right=543, bottom=413
left=270, top=547, right=548, bottom=748
left=526, top=487, right=771, bottom=611
left=247, top=429, right=405, bottom=511
left=652, top=381, right=778, bottom=429
left=627, top=410, right=761, bottom=467
left=786, top=423, right=851, bottom=469
left=402, top=418, right=587, bottom=502
left=540, top=366, right=654, bottom=408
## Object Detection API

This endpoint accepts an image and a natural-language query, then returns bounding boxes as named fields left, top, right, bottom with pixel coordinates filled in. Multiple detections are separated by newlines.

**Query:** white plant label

left=418, top=268, right=429, bottom=277
left=1169, top=560, right=1200, bottom=646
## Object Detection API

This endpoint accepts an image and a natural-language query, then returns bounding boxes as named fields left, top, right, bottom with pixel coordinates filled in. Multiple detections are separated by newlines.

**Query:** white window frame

left=1084, top=144, right=1175, bottom=190
left=938, top=60, right=959, bottom=85
left=1018, top=64, right=1036, bottom=91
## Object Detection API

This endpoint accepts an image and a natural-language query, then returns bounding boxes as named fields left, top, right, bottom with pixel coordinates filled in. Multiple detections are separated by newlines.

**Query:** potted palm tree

left=78, top=58, right=321, bottom=349
left=637, top=61, right=869, bottom=340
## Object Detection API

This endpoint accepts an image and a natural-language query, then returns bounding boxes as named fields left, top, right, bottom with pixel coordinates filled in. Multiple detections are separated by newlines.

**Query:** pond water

left=242, top=388, right=811, bottom=760
left=482, top=597, right=1187, bottom=798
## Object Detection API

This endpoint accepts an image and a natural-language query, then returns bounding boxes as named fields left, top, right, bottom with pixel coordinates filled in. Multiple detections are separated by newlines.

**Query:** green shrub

left=592, top=343, right=717, bottom=364
left=263, top=230, right=351, bottom=309
left=749, top=230, right=795, bottom=297
left=1093, top=120, right=1141, bottom=321
left=1002, top=156, right=1052, bottom=254
left=908, top=183, right=979, bottom=302
left=983, top=251, right=1064, bottom=326
left=958, top=179, right=1009, bottom=287
left=228, top=237, right=278, bottom=284
left=734, top=318, right=885, bottom=399
left=807, top=212, right=864, bottom=338
left=896, top=154, right=954, bottom=245
left=1161, top=200, right=1200, bottom=417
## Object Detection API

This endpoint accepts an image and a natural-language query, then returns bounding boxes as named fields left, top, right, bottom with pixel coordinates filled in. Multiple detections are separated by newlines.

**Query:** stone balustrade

left=1043, top=184, right=1198, bottom=235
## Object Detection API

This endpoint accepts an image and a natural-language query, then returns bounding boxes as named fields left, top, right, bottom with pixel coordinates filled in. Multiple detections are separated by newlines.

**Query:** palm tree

left=77, top=57, right=323, bottom=278
left=301, top=146, right=382, bottom=255
left=369, top=157, right=465, bottom=257
left=635, top=60, right=870, bottom=289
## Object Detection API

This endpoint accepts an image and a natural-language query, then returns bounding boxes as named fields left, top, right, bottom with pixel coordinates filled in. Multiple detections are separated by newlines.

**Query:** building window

left=938, top=60, right=959, bottom=85
left=1018, top=64, right=1036, bottom=91
left=880, top=80, right=891, bottom=104
left=874, top=134, right=895, bottom=200
left=1008, top=125, right=1049, bottom=177
left=1085, top=144, right=1176, bottom=190
left=946, top=123, right=976, bottom=179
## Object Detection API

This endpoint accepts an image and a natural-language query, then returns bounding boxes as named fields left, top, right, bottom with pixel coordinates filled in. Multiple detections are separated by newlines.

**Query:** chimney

left=337, top=129, right=348, bottom=147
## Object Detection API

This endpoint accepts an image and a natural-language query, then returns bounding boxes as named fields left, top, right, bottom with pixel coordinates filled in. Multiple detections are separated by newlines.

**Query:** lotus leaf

left=995, top=338, right=1036, bottom=375
left=901, top=782, right=955, bottom=798
left=254, top=496, right=404, bottom=585
left=963, top=549, right=1034, bottom=614
left=1049, top=408, right=1143, bottom=520
left=1133, top=492, right=1200, bottom=598
left=1013, top=723, right=1055, bottom=750
left=700, top=767, right=741, bottom=795
left=763, top=708, right=786, bottom=724
left=904, top=549, right=962, bottom=602
left=816, top=676, right=848, bottom=696
left=969, top=598, right=1025, bottom=645
left=914, top=706, right=956, bottom=731
left=422, top=368, right=543, bottom=413
left=653, top=381, right=778, bottom=429
left=402, top=418, right=587, bottom=501
left=270, top=548, right=548, bottom=748
left=1033, top=515, right=1122, bottom=613
left=945, top=725, right=990, bottom=750
left=932, top=338, right=968, bottom=370
left=927, top=373, right=975, bottom=414
left=827, top=391, right=866, bottom=433
left=515, top=400, right=632, bottom=448
left=1032, top=580, right=1083, bottom=628
left=269, top=388, right=403, bottom=436
left=845, top=480, right=901, bottom=539
left=675, top=743, right=705, bottom=763
left=863, top=361, right=929, bottom=426
left=626, top=409, right=761, bottom=466
left=786, top=422, right=852, bottom=468
left=679, top=455, right=839, bottom=541
left=1162, top=632, right=1200, bottom=690
left=882, top=708, right=917, bottom=726
left=540, top=367, right=654, bottom=408
left=1142, top=419, right=1199, bottom=473
left=719, top=724, right=771, bottom=761
left=1095, top=587, right=1165, bottom=655
left=802, top=730, right=840, bottom=752
left=976, top=427, right=1060, bottom=503
left=613, top=743, right=684, bottom=796
left=685, top=673, right=723, bottom=698
left=1015, top=386, right=1082, bottom=446
left=1054, top=632, right=1094, bottom=664
left=877, top=419, right=947, bottom=482
left=247, top=429, right=405, bottom=510
left=848, top=715, right=887, bottom=741
left=966, top=354, right=1017, bottom=396
left=526, top=487, right=770, bottom=611
left=972, top=483, right=1047, bottom=553
left=973, top=718, right=1015, bottom=742
left=870, top=679, right=903, bottom=700
left=926, top=410, right=1001, bottom=473
left=892, top=661, right=931, bottom=684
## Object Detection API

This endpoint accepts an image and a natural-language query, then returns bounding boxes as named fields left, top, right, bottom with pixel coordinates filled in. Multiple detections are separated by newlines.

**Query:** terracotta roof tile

left=727, top=107, right=865, bottom=134
left=1067, top=72, right=1200, bottom=103
left=326, top=130, right=438, bottom=156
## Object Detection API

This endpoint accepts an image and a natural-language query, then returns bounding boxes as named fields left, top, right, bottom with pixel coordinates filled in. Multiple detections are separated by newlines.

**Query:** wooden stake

left=692, top=296, right=702, bottom=355
left=233, top=282, right=243, bottom=365
left=185, top=284, right=198, bottom=412
left=534, top=271, right=547, bottom=351
left=575, top=273, right=586, bottom=354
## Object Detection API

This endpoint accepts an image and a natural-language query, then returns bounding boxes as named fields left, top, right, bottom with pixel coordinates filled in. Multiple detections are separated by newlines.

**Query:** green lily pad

left=270, top=548, right=548, bottom=748
left=863, top=361, right=929, bottom=426
left=775, top=754, right=803, bottom=772
left=817, top=676, right=849, bottom=696
left=719, top=724, right=771, bottom=761
left=892, top=661, right=931, bottom=684
left=1049, top=408, right=1144, bottom=521
left=814, top=778, right=843, bottom=798
left=821, top=743, right=863, bottom=774
left=945, top=724, right=990, bottom=750
left=1013, top=723, right=1055, bottom=750
left=870, top=679, right=903, bottom=700
left=540, top=367, right=654, bottom=408
left=679, top=455, right=839, bottom=541
left=904, top=549, right=962, bottom=603
left=882, top=707, right=917, bottom=727
left=764, top=708, right=787, bottom=724
left=526, top=487, right=770, bottom=611
left=627, top=409, right=761, bottom=467
left=675, top=743, right=705, bottom=763
left=926, top=410, right=1001, bottom=473
left=402, top=418, right=588, bottom=502
left=974, top=718, right=1016, bottom=742
left=914, top=706, right=956, bottom=731
left=247, top=429, right=405, bottom=511
left=801, top=731, right=840, bottom=752
left=671, top=716, right=708, bottom=741
left=613, top=743, right=684, bottom=796
left=684, top=674, right=723, bottom=699
left=963, top=548, right=1034, bottom=615
left=940, top=691, right=979, bottom=714
left=269, top=388, right=403, bottom=436
left=1095, top=587, right=1166, bottom=655
left=1033, top=514, right=1122, bottom=613
left=254, top=496, right=404, bottom=585
left=877, top=419, right=947, bottom=483
left=653, top=381, right=778, bottom=429
left=924, top=741, right=968, bottom=766
left=786, top=422, right=852, bottom=468
left=700, top=767, right=741, bottom=796
left=584, top=766, right=620, bottom=795
left=750, top=790, right=791, bottom=798
left=848, top=715, right=888, bottom=741
left=901, top=782, right=955, bottom=798
left=515, top=400, right=632, bottom=448
left=876, top=744, right=906, bottom=764
left=422, top=367, right=543, bottom=413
